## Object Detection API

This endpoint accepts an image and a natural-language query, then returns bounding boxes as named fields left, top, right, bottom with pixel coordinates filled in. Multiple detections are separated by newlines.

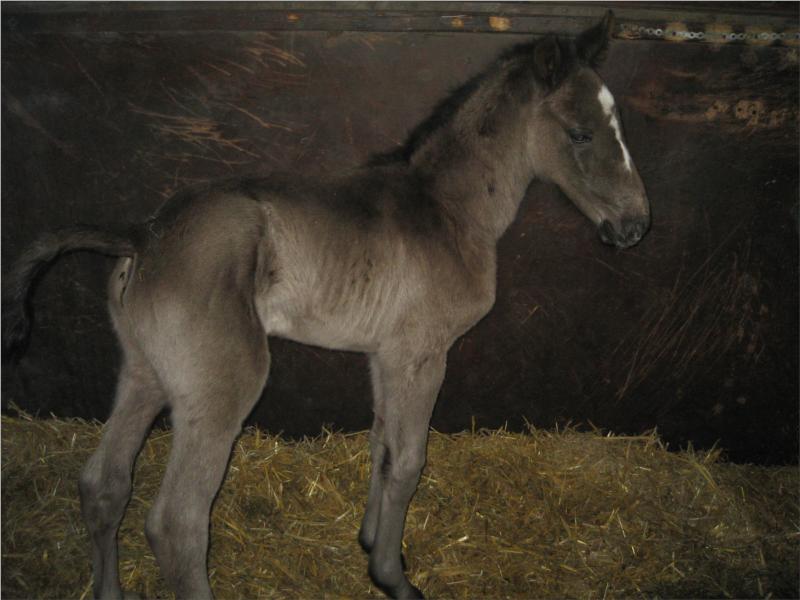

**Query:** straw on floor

left=2, top=413, right=798, bottom=599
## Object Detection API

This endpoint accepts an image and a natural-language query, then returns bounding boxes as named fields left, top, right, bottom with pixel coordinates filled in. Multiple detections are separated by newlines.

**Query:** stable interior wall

left=2, top=2, right=798, bottom=463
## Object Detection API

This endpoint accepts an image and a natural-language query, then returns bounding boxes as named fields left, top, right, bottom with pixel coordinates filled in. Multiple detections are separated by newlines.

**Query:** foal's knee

left=145, top=501, right=203, bottom=558
left=146, top=500, right=215, bottom=598
left=386, top=449, right=426, bottom=498
left=79, top=459, right=131, bottom=528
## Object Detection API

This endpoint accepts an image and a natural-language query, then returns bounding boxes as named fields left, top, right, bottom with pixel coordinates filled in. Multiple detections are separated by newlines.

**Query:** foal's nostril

left=627, top=225, right=643, bottom=244
left=598, top=218, right=649, bottom=249
left=620, top=217, right=649, bottom=247
left=598, top=220, right=616, bottom=246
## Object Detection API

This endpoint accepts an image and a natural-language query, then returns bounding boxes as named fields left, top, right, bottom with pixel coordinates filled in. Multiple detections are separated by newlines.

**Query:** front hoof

left=374, top=582, right=425, bottom=600
left=369, top=554, right=423, bottom=599
left=369, top=572, right=424, bottom=599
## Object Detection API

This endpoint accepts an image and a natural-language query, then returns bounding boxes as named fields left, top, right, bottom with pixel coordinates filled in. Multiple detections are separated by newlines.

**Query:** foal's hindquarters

left=79, top=193, right=272, bottom=599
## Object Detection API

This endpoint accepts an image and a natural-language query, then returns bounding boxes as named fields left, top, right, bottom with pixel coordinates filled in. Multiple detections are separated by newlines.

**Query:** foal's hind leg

left=79, top=356, right=166, bottom=600
left=367, top=350, right=447, bottom=600
left=145, top=327, right=269, bottom=599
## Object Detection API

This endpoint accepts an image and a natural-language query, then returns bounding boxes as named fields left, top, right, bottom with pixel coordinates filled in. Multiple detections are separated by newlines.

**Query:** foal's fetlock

left=358, top=528, right=374, bottom=554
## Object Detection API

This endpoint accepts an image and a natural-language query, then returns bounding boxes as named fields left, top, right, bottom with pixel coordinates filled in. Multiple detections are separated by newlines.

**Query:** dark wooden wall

left=2, top=2, right=798, bottom=463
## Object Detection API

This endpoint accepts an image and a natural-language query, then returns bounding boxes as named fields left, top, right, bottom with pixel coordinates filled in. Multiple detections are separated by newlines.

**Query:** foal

left=4, top=12, right=649, bottom=600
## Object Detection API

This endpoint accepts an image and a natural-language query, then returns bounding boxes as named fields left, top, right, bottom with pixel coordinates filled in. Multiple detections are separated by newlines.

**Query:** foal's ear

left=532, top=35, right=563, bottom=88
left=576, top=10, right=615, bottom=67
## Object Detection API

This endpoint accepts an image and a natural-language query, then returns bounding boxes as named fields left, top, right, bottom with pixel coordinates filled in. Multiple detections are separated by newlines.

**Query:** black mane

left=367, top=69, right=489, bottom=166
left=367, top=37, right=575, bottom=167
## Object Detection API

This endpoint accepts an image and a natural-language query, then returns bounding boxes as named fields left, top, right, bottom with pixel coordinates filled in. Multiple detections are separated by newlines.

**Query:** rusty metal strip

left=619, top=21, right=800, bottom=46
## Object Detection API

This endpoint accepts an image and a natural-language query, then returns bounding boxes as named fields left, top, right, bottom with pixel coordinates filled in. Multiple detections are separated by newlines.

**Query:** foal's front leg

left=366, top=350, right=447, bottom=600
left=359, top=356, right=387, bottom=553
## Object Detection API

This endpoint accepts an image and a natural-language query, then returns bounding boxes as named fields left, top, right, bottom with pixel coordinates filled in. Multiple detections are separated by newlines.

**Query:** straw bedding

left=2, top=413, right=798, bottom=599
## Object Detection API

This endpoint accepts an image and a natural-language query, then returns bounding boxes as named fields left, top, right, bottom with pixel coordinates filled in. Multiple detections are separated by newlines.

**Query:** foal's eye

left=568, top=129, right=593, bottom=144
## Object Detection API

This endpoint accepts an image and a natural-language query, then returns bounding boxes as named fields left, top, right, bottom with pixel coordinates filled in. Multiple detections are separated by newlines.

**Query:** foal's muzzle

left=599, top=217, right=650, bottom=249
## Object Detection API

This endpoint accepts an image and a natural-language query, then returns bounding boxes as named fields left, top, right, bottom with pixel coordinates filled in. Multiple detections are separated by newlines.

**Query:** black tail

left=2, top=225, right=137, bottom=360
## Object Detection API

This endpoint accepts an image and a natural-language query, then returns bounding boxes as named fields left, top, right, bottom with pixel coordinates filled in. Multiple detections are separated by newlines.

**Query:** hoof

left=376, top=583, right=425, bottom=600
left=368, top=555, right=419, bottom=598
left=369, top=574, right=424, bottom=600
left=123, top=592, right=142, bottom=600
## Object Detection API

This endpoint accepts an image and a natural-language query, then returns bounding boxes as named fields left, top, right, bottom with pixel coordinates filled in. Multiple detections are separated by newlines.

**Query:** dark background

left=2, top=2, right=798, bottom=464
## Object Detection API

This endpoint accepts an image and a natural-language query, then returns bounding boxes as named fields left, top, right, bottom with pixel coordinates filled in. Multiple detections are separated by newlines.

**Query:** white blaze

left=598, top=85, right=632, bottom=173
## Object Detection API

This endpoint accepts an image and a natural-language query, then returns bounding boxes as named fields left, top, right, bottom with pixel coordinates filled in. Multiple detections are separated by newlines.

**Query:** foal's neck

left=414, top=130, right=533, bottom=245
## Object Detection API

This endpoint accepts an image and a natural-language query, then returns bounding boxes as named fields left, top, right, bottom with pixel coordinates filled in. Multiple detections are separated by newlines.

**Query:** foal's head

left=524, top=13, right=650, bottom=248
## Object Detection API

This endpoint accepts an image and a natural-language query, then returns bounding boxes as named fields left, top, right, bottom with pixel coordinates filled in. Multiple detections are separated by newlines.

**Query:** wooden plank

left=3, top=1, right=798, bottom=39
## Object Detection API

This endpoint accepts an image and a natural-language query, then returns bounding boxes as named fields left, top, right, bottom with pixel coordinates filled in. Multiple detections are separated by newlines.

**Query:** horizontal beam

left=3, top=1, right=798, bottom=44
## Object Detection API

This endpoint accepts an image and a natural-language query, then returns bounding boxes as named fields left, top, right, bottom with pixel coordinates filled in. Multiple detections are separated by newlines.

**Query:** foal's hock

left=3, top=12, right=649, bottom=600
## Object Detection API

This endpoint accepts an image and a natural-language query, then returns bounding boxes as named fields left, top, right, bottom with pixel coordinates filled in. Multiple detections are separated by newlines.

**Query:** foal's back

left=122, top=165, right=495, bottom=357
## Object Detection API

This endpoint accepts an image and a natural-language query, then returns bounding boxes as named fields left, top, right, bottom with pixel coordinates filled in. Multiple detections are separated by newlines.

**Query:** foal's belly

left=257, top=278, right=493, bottom=355
left=255, top=280, right=399, bottom=353
left=261, top=308, right=380, bottom=353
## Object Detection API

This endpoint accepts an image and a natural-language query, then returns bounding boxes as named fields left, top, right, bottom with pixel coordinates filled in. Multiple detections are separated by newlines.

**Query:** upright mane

left=367, top=70, right=490, bottom=166
left=367, top=37, right=577, bottom=168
